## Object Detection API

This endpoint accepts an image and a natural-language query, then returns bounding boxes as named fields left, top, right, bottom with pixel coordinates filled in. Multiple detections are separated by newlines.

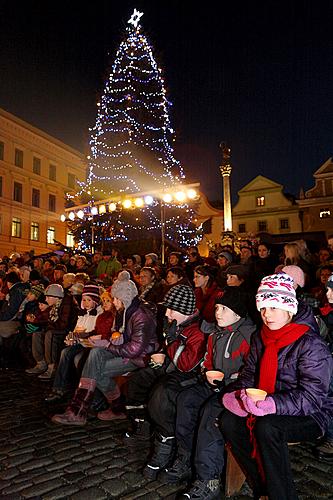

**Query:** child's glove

left=222, top=390, right=248, bottom=417
left=240, top=391, right=276, bottom=416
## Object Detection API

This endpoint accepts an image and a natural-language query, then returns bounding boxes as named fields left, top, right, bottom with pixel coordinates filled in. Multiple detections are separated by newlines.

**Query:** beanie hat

left=101, top=290, right=112, bottom=302
left=163, top=284, right=196, bottom=316
left=281, top=265, right=305, bottom=289
left=29, top=284, right=45, bottom=300
left=70, top=282, right=84, bottom=295
left=29, top=269, right=41, bottom=281
left=111, top=270, right=138, bottom=309
left=326, top=274, right=333, bottom=289
left=218, top=251, right=233, bottom=263
left=226, top=264, right=248, bottom=281
left=215, top=287, right=247, bottom=318
left=82, top=283, right=101, bottom=305
left=145, top=253, right=158, bottom=263
left=256, top=274, right=298, bottom=315
left=45, top=283, right=64, bottom=298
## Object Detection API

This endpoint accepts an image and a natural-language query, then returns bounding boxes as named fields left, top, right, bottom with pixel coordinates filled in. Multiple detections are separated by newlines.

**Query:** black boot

left=143, top=434, right=175, bottom=480
left=124, top=418, right=151, bottom=446
left=159, top=448, right=192, bottom=483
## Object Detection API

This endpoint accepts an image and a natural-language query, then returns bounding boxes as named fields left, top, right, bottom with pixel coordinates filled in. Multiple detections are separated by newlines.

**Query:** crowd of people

left=0, top=237, right=333, bottom=500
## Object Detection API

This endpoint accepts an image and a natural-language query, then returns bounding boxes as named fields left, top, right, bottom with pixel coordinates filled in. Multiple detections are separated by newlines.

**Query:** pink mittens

left=222, top=391, right=248, bottom=417
left=240, top=391, right=276, bottom=417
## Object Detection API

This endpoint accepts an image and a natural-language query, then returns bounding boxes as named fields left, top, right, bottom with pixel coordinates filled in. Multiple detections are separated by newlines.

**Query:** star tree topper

left=128, top=8, right=143, bottom=29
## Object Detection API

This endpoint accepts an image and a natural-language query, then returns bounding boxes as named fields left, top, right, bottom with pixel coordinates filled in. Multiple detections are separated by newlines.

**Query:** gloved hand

left=222, top=391, right=248, bottom=417
left=163, top=318, right=178, bottom=344
left=240, top=391, right=276, bottom=416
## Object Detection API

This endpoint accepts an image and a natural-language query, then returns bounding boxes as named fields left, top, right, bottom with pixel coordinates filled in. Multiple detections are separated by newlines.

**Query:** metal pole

left=161, top=202, right=165, bottom=265
left=91, top=217, right=95, bottom=254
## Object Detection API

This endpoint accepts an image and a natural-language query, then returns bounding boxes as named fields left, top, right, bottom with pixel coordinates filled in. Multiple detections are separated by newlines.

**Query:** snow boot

left=143, top=434, right=176, bottom=480
left=51, top=377, right=96, bottom=425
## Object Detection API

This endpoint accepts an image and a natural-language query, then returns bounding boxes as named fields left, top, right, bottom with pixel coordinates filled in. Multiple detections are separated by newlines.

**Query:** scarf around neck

left=259, top=322, right=308, bottom=394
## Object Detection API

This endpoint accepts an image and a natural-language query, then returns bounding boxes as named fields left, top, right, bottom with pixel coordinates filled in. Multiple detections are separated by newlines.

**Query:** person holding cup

left=160, top=287, right=256, bottom=499
left=221, top=273, right=333, bottom=500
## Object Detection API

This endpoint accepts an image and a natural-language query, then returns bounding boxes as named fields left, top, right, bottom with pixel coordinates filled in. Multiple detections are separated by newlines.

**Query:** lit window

left=47, top=226, right=55, bottom=244
left=13, top=182, right=22, bottom=202
left=320, top=209, right=331, bottom=218
left=256, top=196, right=265, bottom=207
left=238, top=223, right=246, bottom=233
left=15, top=148, right=23, bottom=168
left=30, top=222, right=39, bottom=241
left=11, top=217, right=22, bottom=238
left=280, top=219, right=289, bottom=230
left=257, top=220, right=267, bottom=232
left=66, top=232, right=75, bottom=248
left=33, top=157, right=41, bottom=175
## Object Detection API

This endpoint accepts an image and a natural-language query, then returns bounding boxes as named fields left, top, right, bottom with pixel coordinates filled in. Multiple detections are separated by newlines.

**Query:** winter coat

left=166, top=315, right=207, bottom=373
left=231, top=308, right=333, bottom=435
left=94, top=310, right=114, bottom=340
left=96, top=257, right=122, bottom=279
left=203, top=316, right=256, bottom=385
left=0, top=282, right=30, bottom=321
left=47, top=294, right=78, bottom=333
left=107, top=297, right=158, bottom=367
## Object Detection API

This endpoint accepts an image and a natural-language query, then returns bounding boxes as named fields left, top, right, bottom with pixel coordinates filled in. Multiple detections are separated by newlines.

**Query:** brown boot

left=51, top=377, right=96, bottom=426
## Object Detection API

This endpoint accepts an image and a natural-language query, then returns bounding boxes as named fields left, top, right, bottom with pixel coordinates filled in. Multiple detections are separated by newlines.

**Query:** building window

left=15, top=148, right=23, bottom=168
left=11, top=217, right=22, bottom=238
left=30, top=222, right=39, bottom=241
left=47, top=226, right=55, bottom=244
left=257, top=220, right=267, bottom=232
left=0, top=176, right=2, bottom=197
left=0, top=141, right=4, bottom=161
left=13, top=182, right=22, bottom=202
left=49, top=194, right=56, bottom=212
left=256, top=196, right=265, bottom=207
left=68, top=173, right=76, bottom=189
left=32, top=188, right=40, bottom=208
left=33, top=157, right=41, bottom=175
left=49, top=164, right=57, bottom=181
left=280, top=218, right=289, bottom=230
left=238, top=223, right=246, bottom=233
left=66, top=231, right=75, bottom=248
left=320, top=208, right=331, bottom=218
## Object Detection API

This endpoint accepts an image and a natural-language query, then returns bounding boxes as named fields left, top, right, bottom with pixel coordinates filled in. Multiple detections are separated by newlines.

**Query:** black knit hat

left=163, top=284, right=196, bottom=316
left=215, top=287, right=248, bottom=318
left=226, top=264, right=248, bottom=281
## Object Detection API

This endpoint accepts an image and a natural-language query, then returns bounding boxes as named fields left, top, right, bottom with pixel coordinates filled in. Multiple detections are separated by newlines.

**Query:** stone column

left=219, top=143, right=233, bottom=232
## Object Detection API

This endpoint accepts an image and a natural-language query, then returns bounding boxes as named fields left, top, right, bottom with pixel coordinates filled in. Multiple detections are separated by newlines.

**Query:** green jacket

left=96, top=257, right=122, bottom=278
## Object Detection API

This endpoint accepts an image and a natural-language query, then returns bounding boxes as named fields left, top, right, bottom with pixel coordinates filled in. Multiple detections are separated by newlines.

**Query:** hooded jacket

left=203, top=316, right=257, bottom=385
left=0, top=282, right=30, bottom=321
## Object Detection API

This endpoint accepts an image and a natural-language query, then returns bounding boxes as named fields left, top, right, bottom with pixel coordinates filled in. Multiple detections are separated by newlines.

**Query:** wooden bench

left=225, top=447, right=268, bottom=499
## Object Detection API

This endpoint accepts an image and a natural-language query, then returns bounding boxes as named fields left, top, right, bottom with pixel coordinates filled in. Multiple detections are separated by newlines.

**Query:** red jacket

left=195, top=282, right=223, bottom=323
left=166, top=318, right=207, bottom=372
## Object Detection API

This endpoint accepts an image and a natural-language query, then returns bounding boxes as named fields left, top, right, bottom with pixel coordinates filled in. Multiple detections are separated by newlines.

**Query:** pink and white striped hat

left=256, top=274, right=298, bottom=315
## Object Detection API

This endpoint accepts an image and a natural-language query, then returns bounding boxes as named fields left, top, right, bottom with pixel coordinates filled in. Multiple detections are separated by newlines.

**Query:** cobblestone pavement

left=0, top=369, right=332, bottom=499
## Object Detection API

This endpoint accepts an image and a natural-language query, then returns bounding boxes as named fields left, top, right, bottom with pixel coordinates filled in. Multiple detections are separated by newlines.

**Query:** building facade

left=298, top=157, right=333, bottom=236
left=0, top=108, right=85, bottom=257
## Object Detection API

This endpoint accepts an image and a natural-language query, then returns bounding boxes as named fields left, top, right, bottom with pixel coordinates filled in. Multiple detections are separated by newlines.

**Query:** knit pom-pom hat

left=163, top=284, right=196, bottom=316
left=256, top=274, right=298, bottom=315
left=111, top=270, right=138, bottom=309
left=82, top=283, right=101, bottom=305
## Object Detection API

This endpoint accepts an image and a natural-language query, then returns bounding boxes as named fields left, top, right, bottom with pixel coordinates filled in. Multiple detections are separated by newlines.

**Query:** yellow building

left=0, top=108, right=86, bottom=257
left=298, top=157, right=333, bottom=235
left=232, top=175, right=302, bottom=236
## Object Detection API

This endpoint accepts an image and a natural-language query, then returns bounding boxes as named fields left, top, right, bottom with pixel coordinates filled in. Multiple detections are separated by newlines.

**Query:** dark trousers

left=126, top=365, right=165, bottom=405
left=176, top=383, right=224, bottom=479
left=220, top=411, right=322, bottom=500
left=53, top=343, right=89, bottom=391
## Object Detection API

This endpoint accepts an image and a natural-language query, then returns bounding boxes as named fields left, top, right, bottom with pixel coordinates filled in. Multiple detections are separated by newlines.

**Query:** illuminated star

left=128, top=9, right=143, bottom=29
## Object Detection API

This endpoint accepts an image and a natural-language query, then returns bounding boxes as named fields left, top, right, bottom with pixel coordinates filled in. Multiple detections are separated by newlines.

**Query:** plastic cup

left=206, top=370, right=224, bottom=386
left=246, top=388, right=267, bottom=402
left=151, top=353, right=166, bottom=364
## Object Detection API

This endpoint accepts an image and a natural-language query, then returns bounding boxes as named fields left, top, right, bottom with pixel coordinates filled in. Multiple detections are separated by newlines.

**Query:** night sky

left=0, top=0, right=333, bottom=204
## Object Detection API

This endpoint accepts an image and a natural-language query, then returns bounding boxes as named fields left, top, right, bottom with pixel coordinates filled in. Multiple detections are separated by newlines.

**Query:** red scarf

left=258, top=322, right=308, bottom=394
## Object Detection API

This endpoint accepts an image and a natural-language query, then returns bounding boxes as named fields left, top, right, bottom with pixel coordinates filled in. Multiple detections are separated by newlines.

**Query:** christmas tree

left=68, top=9, right=200, bottom=252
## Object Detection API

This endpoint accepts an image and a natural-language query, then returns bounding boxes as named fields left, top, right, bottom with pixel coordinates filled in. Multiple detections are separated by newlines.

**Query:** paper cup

left=206, top=370, right=224, bottom=386
left=246, top=388, right=267, bottom=402
left=151, top=353, right=166, bottom=364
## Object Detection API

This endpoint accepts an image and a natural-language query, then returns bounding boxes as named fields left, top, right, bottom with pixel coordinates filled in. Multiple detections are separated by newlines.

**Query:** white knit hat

left=256, top=274, right=298, bottom=315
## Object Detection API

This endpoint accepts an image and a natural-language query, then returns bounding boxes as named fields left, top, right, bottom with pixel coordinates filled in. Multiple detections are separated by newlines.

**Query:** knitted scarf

left=49, top=299, right=62, bottom=323
left=258, top=322, right=309, bottom=394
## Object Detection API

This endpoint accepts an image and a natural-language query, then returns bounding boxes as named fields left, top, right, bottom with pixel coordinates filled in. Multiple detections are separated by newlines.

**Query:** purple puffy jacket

left=231, top=307, right=333, bottom=435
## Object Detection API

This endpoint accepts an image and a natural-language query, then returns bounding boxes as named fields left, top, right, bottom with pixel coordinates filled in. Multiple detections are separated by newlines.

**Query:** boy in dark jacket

left=160, top=287, right=256, bottom=499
